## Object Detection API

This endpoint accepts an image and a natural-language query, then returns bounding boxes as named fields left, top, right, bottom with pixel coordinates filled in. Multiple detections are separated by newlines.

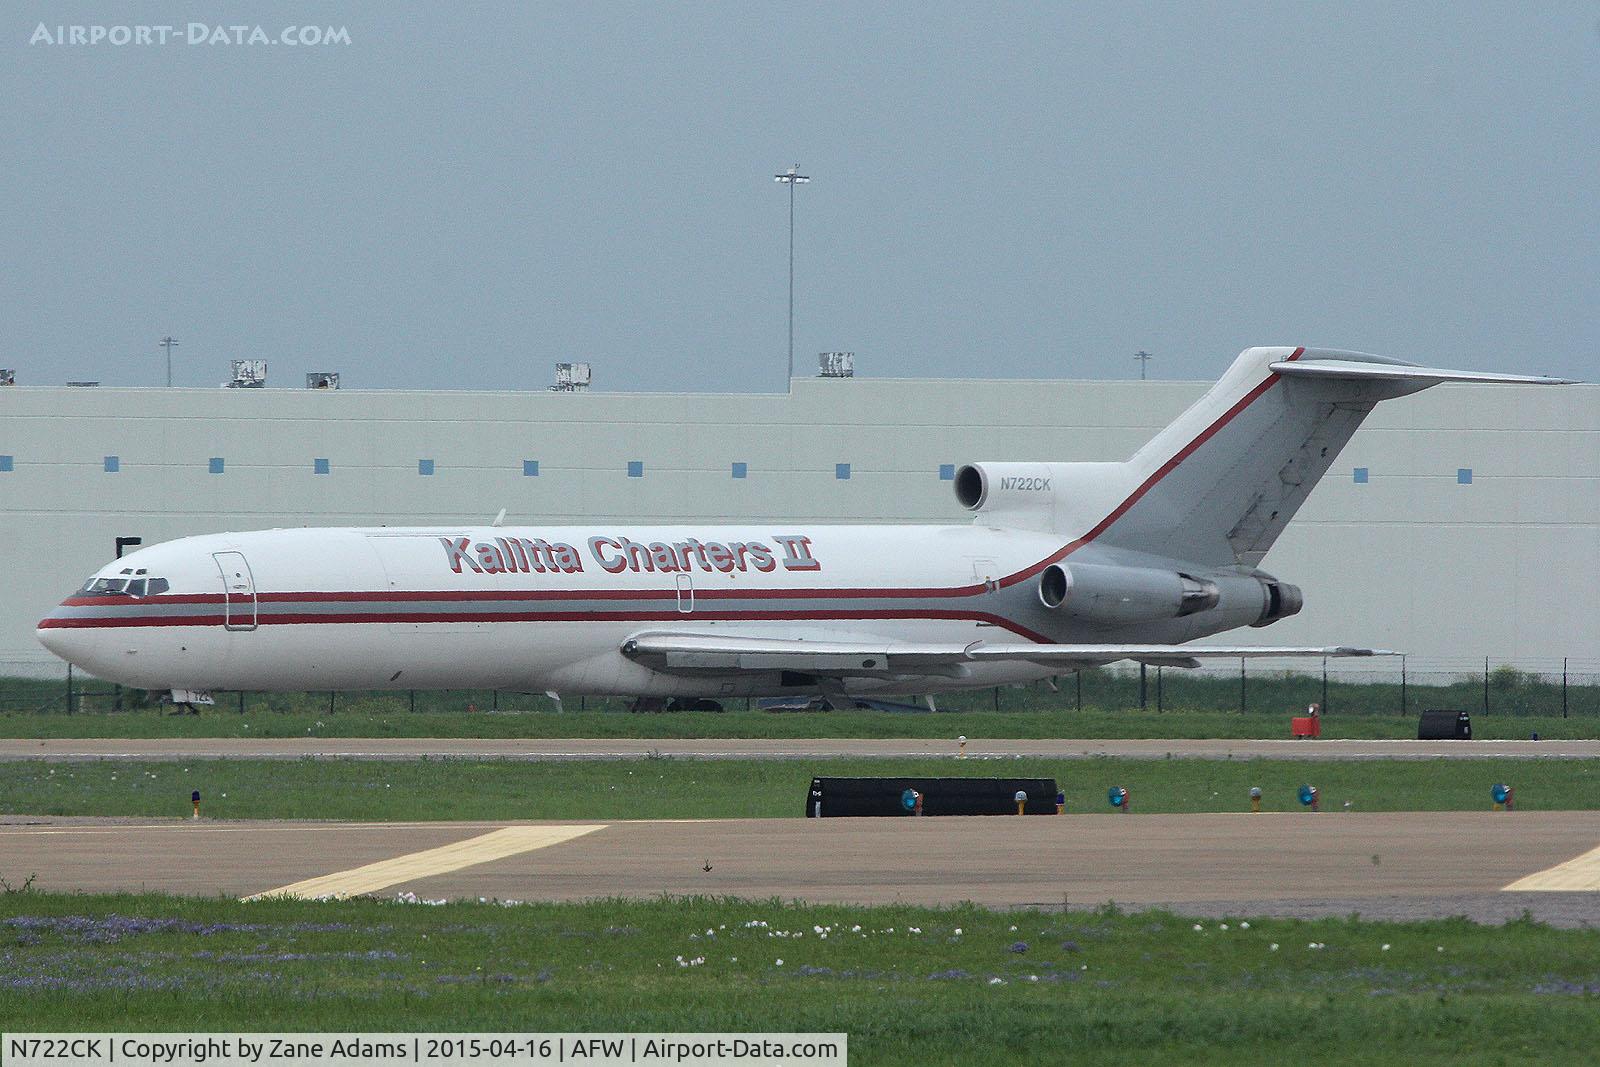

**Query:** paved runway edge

left=5, top=737, right=1600, bottom=761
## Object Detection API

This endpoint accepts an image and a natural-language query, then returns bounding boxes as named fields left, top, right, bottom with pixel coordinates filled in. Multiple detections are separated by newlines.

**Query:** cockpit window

left=79, top=575, right=170, bottom=596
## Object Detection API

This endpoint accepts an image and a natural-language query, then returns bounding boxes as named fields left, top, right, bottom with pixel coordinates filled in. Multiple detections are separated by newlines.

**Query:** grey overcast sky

left=4, top=3, right=1597, bottom=391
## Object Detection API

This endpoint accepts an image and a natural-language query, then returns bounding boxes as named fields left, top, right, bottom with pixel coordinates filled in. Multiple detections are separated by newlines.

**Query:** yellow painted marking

left=241, top=824, right=607, bottom=900
left=1503, top=843, right=1600, bottom=892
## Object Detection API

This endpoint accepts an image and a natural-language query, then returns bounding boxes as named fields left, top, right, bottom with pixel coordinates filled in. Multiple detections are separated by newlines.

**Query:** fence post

left=329, top=691, right=336, bottom=715
left=1321, top=657, right=1329, bottom=715
left=1156, top=666, right=1163, bottom=713
left=1483, top=656, right=1490, bottom=716
left=993, top=686, right=1000, bottom=712
left=1563, top=657, right=1569, bottom=719
left=494, top=689, right=500, bottom=712
left=1400, top=656, right=1407, bottom=717
left=1239, top=657, right=1246, bottom=714
left=408, top=690, right=416, bottom=714
left=1138, top=664, right=1147, bottom=710
left=238, top=691, right=245, bottom=715
left=1075, top=670, right=1082, bottom=711
left=65, top=662, right=73, bottom=714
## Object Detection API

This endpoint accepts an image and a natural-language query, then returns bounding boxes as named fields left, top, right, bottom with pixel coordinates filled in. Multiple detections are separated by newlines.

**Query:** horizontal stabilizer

left=1271, top=358, right=1576, bottom=386
left=622, top=632, right=1395, bottom=676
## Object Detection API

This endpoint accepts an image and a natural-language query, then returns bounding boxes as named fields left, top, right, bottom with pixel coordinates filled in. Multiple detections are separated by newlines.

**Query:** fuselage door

left=213, top=551, right=258, bottom=632
left=675, top=572, right=694, bottom=614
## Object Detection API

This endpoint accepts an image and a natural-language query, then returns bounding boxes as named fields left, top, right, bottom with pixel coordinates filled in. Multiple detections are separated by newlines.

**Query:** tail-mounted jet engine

left=1036, top=562, right=1302, bottom=629
left=1037, top=562, right=1220, bottom=626
left=1251, top=575, right=1303, bottom=627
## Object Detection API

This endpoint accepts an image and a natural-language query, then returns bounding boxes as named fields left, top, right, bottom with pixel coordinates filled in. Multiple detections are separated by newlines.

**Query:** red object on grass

left=1291, top=716, right=1321, bottom=739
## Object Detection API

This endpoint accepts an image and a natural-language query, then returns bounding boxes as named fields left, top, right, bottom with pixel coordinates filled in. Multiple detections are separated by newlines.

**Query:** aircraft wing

left=620, top=632, right=1394, bottom=676
left=1270, top=359, right=1576, bottom=386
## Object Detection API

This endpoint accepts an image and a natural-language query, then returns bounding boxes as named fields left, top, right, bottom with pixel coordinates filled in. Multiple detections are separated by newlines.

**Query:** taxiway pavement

left=3, top=737, right=1598, bottom=762
left=3, top=811, right=1597, bottom=925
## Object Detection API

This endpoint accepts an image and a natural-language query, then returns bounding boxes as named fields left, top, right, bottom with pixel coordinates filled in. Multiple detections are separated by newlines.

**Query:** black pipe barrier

left=1418, top=709, right=1472, bottom=740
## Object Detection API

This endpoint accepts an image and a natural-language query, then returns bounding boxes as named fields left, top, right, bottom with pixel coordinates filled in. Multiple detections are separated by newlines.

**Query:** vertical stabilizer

left=1085, top=347, right=1569, bottom=568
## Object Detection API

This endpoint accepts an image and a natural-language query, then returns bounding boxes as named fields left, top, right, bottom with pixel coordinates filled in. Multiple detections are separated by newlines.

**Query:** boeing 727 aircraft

left=37, top=347, right=1571, bottom=704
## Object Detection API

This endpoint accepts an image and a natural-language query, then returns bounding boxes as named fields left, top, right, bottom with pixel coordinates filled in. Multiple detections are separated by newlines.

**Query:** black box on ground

left=805, top=776, right=1059, bottom=817
left=1418, top=709, right=1472, bottom=740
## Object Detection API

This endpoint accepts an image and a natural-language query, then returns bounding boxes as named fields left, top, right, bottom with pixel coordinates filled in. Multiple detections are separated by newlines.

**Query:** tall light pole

left=1134, top=349, right=1152, bottom=380
left=159, top=336, right=180, bottom=387
left=773, top=164, right=810, bottom=387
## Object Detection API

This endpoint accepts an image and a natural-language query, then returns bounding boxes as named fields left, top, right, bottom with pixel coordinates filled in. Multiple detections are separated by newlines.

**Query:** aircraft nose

left=36, top=605, right=89, bottom=663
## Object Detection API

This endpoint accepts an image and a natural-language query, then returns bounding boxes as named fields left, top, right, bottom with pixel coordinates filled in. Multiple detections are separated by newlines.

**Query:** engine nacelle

left=954, top=461, right=1126, bottom=533
left=955, top=462, right=1055, bottom=513
left=1251, top=575, right=1303, bottom=627
left=1037, top=562, right=1220, bottom=626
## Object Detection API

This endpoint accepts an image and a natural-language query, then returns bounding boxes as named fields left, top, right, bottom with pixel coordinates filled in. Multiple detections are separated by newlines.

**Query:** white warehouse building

left=1, top=372, right=1595, bottom=678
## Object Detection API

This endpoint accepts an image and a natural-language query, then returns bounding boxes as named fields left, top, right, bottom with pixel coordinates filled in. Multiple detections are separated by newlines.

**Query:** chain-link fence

left=5, top=657, right=1600, bottom=719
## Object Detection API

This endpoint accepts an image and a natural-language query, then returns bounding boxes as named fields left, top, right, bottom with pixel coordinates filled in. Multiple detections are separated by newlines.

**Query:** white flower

left=953, top=928, right=963, bottom=936
left=1240, top=922, right=1250, bottom=930
left=1381, top=944, right=1391, bottom=951
left=1009, top=925, right=1018, bottom=931
left=1270, top=943, right=1279, bottom=951
left=851, top=925, right=861, bottom=933
left=1220, top=924, right=1229, bottom=931
left=1437, top=946, right=1444, bottom=953
left=988, top=977, right=1004, bottom=985
left=775, top=959, right=784, bottom=966
left=1192, top=924, right=1204, bottom=932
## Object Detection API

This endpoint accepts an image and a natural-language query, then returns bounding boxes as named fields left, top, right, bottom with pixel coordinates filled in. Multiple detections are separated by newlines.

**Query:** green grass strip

left=0, top=891, right=1596, bottom=1065
left=2, top=757, right=1596, bottom=820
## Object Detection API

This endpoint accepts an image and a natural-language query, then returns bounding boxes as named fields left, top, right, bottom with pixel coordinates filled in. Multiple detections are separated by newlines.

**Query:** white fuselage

left=36, top=522, right=1264, bottom=696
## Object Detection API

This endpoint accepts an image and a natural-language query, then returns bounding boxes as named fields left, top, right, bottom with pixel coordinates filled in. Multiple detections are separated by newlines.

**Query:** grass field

left=1, top=757, right=1594, bottom=821
left=0, top=706, right=1591, bottom=741
left=8, top=662, right=1599, bottom=740
left=0, top=891, right=1596, bottom=1064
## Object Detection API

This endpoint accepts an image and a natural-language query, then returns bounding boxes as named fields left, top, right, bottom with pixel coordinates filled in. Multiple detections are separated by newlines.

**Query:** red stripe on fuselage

left=39, top=608, right=1056, bottom=644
